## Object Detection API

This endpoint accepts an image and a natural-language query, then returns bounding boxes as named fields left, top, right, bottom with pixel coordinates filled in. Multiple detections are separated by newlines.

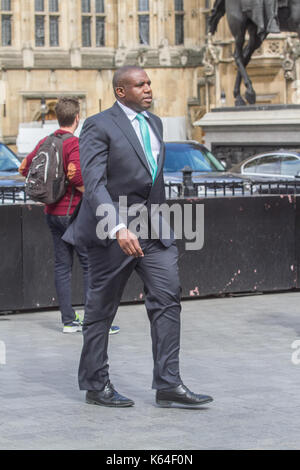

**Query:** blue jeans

left=46, top=214, right=89, bottom=325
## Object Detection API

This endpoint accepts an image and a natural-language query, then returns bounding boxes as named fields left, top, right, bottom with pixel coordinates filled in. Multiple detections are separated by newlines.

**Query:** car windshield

left=164, top=142, right=225, bottom=172
left=0, top=144, right=20, bottom=171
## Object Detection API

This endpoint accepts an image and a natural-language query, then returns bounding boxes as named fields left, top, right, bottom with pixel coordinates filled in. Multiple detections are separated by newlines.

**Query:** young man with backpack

left=19, top=97, right=120, bottom=335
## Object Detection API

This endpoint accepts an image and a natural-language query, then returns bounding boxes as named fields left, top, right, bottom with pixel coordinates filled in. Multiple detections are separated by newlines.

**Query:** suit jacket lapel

left=110, top=102, right=152, bottom=176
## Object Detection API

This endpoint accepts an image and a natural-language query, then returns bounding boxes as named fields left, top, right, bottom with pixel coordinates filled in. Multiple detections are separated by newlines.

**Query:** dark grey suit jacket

left=63, top=101, right=173, bottom=248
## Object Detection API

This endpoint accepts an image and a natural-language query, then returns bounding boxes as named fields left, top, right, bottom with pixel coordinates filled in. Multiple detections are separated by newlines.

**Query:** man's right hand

left=116, top=228, right=144, bottom=258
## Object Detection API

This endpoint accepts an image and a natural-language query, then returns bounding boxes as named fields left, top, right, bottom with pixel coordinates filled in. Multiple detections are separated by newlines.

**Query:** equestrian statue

left=209, top=0, right=300, bottom=106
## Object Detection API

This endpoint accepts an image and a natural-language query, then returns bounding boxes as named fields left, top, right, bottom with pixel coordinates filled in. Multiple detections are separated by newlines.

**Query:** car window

left=164, top=143, right=224, bottom=172
left=0, top=144, right=20, bottom=171
left=280, top=155, right=300, bottom=176
left=243, top=158, right=258, bottom=174
left=255, top=155, right=280, bottom=175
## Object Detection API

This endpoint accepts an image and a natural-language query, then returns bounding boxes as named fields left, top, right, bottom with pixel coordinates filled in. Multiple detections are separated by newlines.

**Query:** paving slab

left=0, top=292, right=300, bottom=450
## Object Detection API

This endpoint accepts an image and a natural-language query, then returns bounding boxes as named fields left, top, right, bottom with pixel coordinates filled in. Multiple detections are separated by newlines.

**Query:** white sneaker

left=109, top=325, right=120, bottom=335
left=63, top=321, right=82, bottom=333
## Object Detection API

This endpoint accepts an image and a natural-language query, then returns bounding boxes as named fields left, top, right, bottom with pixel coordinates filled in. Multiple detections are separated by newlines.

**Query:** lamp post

left=182, top=166, right=197, bottom=197
left=40, top=96, right=47, bottom=126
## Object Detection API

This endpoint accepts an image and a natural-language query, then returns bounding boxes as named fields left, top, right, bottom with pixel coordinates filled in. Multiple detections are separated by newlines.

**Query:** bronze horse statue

left=209, top=0, right=300, bottom=106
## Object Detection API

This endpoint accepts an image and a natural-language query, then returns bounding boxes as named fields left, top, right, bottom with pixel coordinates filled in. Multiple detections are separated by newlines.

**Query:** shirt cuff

left=109, top=223, right=127, bottom=239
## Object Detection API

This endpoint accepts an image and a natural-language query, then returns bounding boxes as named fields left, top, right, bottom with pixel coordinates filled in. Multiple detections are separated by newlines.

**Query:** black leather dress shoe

left=156, top=384, right=213, bottom=408
left=86, top=381, right=134, bottom=408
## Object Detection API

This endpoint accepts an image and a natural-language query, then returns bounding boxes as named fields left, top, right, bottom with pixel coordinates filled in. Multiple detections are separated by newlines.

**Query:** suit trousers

left=78, top=238, right=183, bottom=391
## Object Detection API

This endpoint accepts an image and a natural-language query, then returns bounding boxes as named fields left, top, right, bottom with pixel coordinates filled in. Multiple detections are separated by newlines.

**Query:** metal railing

left=0, top=186, right=27, bottom=204
left=2, top=179, right=300, bottom=205
left=164, top=166, right=300, bottom=198
left=165, top=179, right=300, bottom=199
left=164, top=180, right=300, bottom=199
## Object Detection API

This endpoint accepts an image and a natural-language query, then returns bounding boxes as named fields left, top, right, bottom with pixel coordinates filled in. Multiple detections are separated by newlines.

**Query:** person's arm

left=65, top=137, right=85, bottom=193
left=116, top=227, right=144, bottom=257
left=79, top=116, right=117, bottom=212
left=79, top=117, right=143, bottom=257
left=18, top=140, right=43, bottom=177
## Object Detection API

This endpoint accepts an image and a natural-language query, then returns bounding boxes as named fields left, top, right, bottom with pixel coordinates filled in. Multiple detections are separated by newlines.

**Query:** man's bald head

left=112, top=65, right=153, bottom=112
left=112, top=66, right=145, bottom=95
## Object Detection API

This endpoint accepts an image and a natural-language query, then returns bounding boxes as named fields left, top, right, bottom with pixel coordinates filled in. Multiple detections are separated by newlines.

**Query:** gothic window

left=35, top=15, right=45, bottom=46
left=138, top=0, right=149, bottom=11
left=1, top=0, right=12, bottom=46
left=49, top=0, right=58, bottom=11
left=138, top=0, right=149, bottom=45
left=82, top=16, right=91, bottom=46
left=35, top=0, right=44, bottom=11
left=96, top=16, right=105, bottom=46
left=49, top=15, right=59, bottom=46
left=174, top=0, right=183, bottom=10
left=174, top=0, right=184, bottom=45
left=1, top=0, right=11, bottom=10
left=81, top=0, right=90, bottom=13
left=35, top=0, right=60, bottom=47
left=82, top=0, right=105, bottom=47
left=95, top=0, right=104, bottom=13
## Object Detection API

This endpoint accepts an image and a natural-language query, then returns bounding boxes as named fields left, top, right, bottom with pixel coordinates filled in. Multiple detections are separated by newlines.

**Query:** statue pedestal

left=194, top=105, right=300, bottom=167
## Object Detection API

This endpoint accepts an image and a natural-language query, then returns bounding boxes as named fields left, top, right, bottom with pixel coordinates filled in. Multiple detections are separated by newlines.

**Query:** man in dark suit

left=64, top=65, right=213, bottom=408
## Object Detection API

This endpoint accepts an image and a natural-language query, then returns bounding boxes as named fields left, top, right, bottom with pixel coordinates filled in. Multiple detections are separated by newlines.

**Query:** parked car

left=229, top=150, right=300, bottom=194
left=164, top=141, right=248, bottom=197
left=0, top=143, right=25, bottom=203
left=230, top=150, right=300, bottom=179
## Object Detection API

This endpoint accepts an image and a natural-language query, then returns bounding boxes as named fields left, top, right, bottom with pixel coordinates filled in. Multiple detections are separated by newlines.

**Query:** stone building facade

left=0, top=0, right=299, bottom=148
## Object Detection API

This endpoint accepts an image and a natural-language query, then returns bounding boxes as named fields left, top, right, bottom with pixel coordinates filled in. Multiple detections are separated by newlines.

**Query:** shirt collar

left=117, top=100, right=149, bottom=121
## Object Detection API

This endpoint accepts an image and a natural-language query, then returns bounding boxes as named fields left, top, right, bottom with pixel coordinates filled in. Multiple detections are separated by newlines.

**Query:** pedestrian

left=63, top=66, right=213, bottom=408
left=19, top=97, right=120, bottom=336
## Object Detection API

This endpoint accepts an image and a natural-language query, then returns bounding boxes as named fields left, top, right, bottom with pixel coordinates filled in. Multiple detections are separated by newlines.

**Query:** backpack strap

left=66, top=185, right=76, bottom=217
left=50, top=131, right=73, bottom=141
left=55, top=131, right=77, bottom=216
left=59, top=132, right=74, bottom=141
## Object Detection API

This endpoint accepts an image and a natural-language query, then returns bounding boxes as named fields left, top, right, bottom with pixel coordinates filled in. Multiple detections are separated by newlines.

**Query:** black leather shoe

left=86, top=381, right=134, bottom=408
left=156, top=384, right=213, bottom=408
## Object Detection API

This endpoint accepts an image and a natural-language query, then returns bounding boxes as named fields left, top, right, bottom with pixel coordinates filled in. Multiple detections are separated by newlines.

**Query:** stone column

left=21, top=0, right=34, bottom=68
left=69, top=0, right=81, bottom=69
left=156, top=0, right=165, bottom=47
left=115, top=0, right=128, bottom=67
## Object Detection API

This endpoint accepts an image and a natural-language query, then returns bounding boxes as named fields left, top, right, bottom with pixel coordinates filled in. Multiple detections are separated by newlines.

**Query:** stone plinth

left=194, top=105, right=300, bottom=165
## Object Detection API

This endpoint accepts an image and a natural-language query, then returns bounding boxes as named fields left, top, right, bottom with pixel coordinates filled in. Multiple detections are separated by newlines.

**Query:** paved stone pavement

left=0, top=292, right=300, bottom=450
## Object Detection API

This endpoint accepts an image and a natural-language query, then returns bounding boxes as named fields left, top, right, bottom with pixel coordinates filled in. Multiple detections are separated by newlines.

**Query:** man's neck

left=117, top=100, right=148, bottom=117
left=59, top=126, right=75, bottom=134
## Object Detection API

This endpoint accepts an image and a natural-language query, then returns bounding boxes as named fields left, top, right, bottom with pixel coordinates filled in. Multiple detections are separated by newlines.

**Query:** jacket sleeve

left=64, top=137, right=84, bottom=189
left=18, top=143, right=40, bottom=177
left=18, top=138, right=46, bottom=177
left=79, top=116, right=125, bottom=229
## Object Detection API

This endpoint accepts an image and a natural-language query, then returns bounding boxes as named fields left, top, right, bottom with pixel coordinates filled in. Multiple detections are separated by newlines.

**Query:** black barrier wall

left=0, top=196, right=298, bottom=311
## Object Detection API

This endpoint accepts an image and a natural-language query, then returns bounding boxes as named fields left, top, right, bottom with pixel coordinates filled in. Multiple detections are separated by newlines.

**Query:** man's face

left=116, top=69, right=152, bottom=112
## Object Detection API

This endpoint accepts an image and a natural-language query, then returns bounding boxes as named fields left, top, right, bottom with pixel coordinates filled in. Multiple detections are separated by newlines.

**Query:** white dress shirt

left=117, top=100, right=161, bottom=164
left=109, top=101, right=161, bottom=239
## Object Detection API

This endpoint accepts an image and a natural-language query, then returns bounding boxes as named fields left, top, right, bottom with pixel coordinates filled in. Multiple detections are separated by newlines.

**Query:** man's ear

left=115, top=86, right=125, bottom=99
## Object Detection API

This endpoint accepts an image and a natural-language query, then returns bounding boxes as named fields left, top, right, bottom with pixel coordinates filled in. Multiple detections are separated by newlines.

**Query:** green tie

left=135, top=113, right=158, bottom=182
